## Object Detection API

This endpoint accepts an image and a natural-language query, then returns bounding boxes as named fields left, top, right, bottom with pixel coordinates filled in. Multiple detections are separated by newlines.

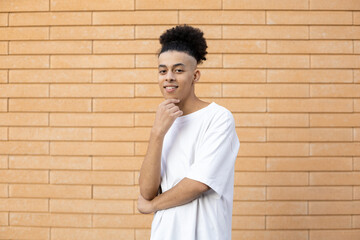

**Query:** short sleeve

left=186, top=110, right=240, bottom=198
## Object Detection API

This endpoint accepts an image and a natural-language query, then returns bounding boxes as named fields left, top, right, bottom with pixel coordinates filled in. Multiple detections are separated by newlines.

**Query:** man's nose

left=165, top=71, right=175, bottom=81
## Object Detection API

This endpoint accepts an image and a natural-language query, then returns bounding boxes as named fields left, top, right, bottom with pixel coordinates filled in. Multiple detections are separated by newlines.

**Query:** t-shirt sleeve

left=186, top=110, right=240, bottom=198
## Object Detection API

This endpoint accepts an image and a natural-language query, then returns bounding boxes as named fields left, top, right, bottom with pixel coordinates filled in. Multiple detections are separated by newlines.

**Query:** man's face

left=158, top=50, right=198, bottom=101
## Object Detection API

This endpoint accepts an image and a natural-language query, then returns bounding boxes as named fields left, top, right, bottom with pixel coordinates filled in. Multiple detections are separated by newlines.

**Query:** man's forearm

left=139, top=130, right=164, bottom=200
left=141, top=177, right=210, bottom=213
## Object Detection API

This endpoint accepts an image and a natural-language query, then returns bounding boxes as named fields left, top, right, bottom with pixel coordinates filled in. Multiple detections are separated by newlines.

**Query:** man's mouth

left=164, top=85, right=178, bottom=93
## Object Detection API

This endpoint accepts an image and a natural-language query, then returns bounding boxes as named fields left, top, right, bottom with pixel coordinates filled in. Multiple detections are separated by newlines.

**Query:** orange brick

left=268, top=99, right=353, bottom=112
left=0, top=55, right=49, bottom=69
left=93, top=98, right=161, bottom=112
left=136, top=230, right=151, bottom=240
left=355, top=186, right=360, bottom=198
left=237, top=117, right=280, bottom=133
left=0, top=70, right=7, bottom=83
left=10, top=41, right=92, bottom=54
left=267, top=157, right=352, bottom=171
left=355, top=12, right=360, bottom=25
left=0, top=99, right=7, bottom=111
left=223, top=54, right=309, bottom=68
left=231, top=230, right=308, bottom=240
left=268, top=40, right=352, bottom=54
left=135, top=142, right=148, bottom=156
left=232, top=216, right=265, bottom=229
left=356, top=70, right=360, bottom=83
left=355, top=100, right=360, bottom=112
left=355, top=41, right=360, bottom=53
left=179, top=10, right=265, bottom=24
left=93, top=214, right=153, bottom=228
left=50, top=141, right=134, bottom=156
left=134, top=113, right=155, bottom=127
left=9, top=12, right=91, bottom=26
left=50, top=26, right=134, bottom=40
left=50, top=199, right=133, bottom=214
left=51, top=0, right=134, bottom=11
left=0, top=84, right=48, bottom=97
left=234, top=127, right=265, bottom=142
left=0, top=212, right=7, bottom=225
left=310, top=230, right=360, bottom=240
left=223, top=83, right=308, bottom=97
left=235, top=172, right=308, bottom=185
left=0, top=13, right=8, bottom=26
left=93, top=127, right=151, bottom=141
left=10, top=212, right=91, bottom=227
left=49, top=113, right=134, bottom=127
left=310, top=172, right=360, bottom=185
left=136, top=0, right=221, bottom=9
left=0, top=184, right=8, bottom=197
left=0, top=141, right=48, bottom=155
left=310, top=113, right=360, bottom=127
left=93, top=156, right=142, bottom=171
left=50, top=83, right=134, bottom=97
left=311, top=55, right=360, bottom=68
left=223, top=0, right=308, bottom=9
left=355, top=128, right=360, bottom=141
left=0, top=0, right=49, bottom=12
left=354, top=216, right=360, bottom=228
left=50, top=170, right=134, bottom=185
left=0, top=113, right=48, bottom=126
left=0, top=127, right=7, bottom=140
left=9, top=99, right=91, bottom=112
left=135, top=25, right=222, bottom=39
left=201, top=69, right=266, bottom=83
left=10, top=184, right=91, bottom=199
left=267, top=69, right=353, bottom=83
left=0, top=41, right=7, bottom=54
left=267, top=11, right=352, bottom=25
left=234, top=157, right=266, bottom=171
left=233, top=187, right=266, bottom=200
left=0, top=170, right=48, bottom=183
left=94, top=40, right=159, bottom=54
left=233, top=201, right=306, bottom=215
left=10, top=69, right=92, bottom=83
left=93, top=69, right=157, bottom=83
left=0, top=226, right=49, bottom=239
left=309, top=201, right=360, bottom=214
left=223, top=26, right=308, bottom=39
left=203, top=98, right=266, bottom=112
left=51, top=55, right=134, bottom=69
left=310, top=26, right=360, bottom=39
left=207, top=40, right=265, bottom=53
left=310, top=0, right=360, bottom=10
left=9, top=127, right=91, bottom=141
left=51, top=228, right=134, bottom=240
left=311, top=84, right=360, bottom=97
left=267, top=216, right=351, bottom=229
left=0, top=27, right=49, bottom=40
left=93, top=186, right=139, bottom=199
left=93, top=11, right=177, bottom=25
left=311, top=143, right=360, bottom=156
left=267, top=128, right=352, bottom=142
left=267, top=186, right=352, bottom=200
left=9, top=155, right=91, bottom=170
left=0, top=198, right=48, bottom=211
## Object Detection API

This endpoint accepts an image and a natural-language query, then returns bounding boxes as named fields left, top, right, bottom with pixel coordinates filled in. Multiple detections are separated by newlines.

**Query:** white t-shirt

left=150, top=102, right=240, bottom=240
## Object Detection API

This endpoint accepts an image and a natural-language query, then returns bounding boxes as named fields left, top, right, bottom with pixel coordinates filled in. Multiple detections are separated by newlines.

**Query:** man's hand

left=152, top=99, right=183, bottom=137
left=137, top=193, right=156, bottom=214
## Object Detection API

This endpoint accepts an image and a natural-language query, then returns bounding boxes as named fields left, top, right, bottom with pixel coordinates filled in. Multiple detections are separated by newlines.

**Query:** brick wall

left=0, top=0, right=359, bottom=239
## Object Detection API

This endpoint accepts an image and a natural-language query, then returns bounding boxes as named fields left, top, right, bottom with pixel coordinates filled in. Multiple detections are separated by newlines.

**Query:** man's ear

left=193, top=69, right=201, bottom=83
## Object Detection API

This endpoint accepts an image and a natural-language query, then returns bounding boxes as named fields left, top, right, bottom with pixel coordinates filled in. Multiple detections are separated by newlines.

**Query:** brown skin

left=138, top=50, right=211, bottom=214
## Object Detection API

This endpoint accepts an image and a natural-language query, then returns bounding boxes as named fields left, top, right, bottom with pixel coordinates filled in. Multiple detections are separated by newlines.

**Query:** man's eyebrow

left=158, top=63, right=185, bottom=68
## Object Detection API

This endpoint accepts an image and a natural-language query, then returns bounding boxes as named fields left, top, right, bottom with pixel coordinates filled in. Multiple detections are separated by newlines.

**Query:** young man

left=138, top=24, right=240, bottom=240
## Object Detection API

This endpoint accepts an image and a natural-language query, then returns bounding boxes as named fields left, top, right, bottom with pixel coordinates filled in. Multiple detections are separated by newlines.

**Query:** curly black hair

left=158, top=24, right=208, bottom=65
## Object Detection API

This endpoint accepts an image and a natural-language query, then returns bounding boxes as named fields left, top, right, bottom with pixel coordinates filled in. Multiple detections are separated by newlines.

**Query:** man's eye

left=159, top=70, right=166, bottom=74
left=175, top=69, right=183, bottom=73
